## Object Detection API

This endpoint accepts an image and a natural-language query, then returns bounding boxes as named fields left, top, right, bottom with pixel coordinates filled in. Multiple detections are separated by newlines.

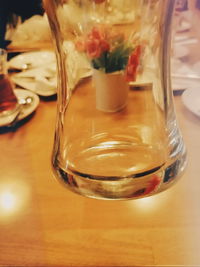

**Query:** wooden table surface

left=0, top=88, right=200, bottom=266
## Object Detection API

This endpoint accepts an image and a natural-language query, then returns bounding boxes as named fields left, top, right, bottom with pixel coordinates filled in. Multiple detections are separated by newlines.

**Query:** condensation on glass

left=44, top=0, right=187, bottom=200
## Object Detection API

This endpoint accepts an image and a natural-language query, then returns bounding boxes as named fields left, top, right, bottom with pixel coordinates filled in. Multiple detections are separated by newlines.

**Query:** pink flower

left=126, top=64, right=137, bottom=81
left=85, top=39, right=102, bottom=59
left=75, top=38, right=86, bottom=52
left=89, top=26, right=105, bottom=40
left=99, top=39, right=110, bottom=52
left=132, top=175, right=161, bottom=198
left=126, top=45, right=141, bottom=82
left=144, top=175, right=161, bottom=195
left=129, top=53, right=139, bottom=66
left=84, top=26, right=110, bottom=58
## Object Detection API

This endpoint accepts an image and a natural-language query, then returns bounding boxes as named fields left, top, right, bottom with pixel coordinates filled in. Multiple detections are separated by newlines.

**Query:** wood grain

left=0, top=92, right=199, bottom=266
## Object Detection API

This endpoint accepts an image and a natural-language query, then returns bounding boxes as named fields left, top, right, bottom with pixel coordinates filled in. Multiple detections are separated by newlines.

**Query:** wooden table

left=0, top=90, right=200, bottom=266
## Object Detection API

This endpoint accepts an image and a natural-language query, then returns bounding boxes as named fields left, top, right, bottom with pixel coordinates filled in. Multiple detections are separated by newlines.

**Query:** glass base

left=53, top=144, right=187, bottom=200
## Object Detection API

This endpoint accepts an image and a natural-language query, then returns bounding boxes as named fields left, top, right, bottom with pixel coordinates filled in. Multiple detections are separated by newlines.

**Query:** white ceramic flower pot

left=93, top=69, right=129, bottom=112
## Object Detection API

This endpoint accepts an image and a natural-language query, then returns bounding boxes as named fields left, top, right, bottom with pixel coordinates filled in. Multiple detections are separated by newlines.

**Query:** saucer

left=173, top=44, right=189, bottom=59
left=0, top=89, right=40, bottom=127
left=182, top=87, right=200, bottom=117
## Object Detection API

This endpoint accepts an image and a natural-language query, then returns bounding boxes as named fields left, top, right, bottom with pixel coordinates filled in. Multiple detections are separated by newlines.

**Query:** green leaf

left=91, top=44, right=133, bottom=73
left=105, top=44, right=132, bottom=73
left=91, top=52, right=108, bottom=71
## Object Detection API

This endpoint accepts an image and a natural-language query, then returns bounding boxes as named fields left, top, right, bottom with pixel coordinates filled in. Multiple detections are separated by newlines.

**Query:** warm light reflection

left=0, top=191, right=17, bottom=211
left=135, top=195, right=158, bottom=209
left=0, top=181, right=30, bottom=221
left=132, top=192, right=169, bottom=213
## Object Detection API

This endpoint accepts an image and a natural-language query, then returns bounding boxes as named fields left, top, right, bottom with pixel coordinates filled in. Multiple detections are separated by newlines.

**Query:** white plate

left=176, top=11, right=191, bottom=33
left=173, top=44, right=189, bottom=58
left=8, top=51, right=55, bottom=70
left=0, top=89, right=40, bottom=127
left=172, top=76, right=200, bottom=91
left=11, top=75, right=57, bottom=97
left=182, top=87, right=200, bottom=117
left=176, top=21, right=191, bottom=33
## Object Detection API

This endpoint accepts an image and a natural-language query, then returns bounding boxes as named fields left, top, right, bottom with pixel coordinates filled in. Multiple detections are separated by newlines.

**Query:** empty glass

left=44, top=0, right=187, bottom=200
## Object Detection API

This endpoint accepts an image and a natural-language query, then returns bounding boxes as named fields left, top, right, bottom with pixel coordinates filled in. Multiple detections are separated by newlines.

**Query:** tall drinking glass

left=44, top=0, right=187, bottom=200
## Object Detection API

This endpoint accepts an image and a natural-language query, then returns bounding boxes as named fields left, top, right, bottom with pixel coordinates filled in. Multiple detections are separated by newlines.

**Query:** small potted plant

left=76, top=25, right=141, bottom=112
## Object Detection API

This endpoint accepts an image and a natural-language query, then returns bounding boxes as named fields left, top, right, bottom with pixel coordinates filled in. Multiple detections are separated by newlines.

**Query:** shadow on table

left=40, top=94, right=57, bottom=102
left=0, top=112, right=35, bottom=134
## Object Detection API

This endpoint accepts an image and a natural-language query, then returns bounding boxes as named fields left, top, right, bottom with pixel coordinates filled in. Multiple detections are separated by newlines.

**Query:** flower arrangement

left=75, top=25, right=141, bottom=81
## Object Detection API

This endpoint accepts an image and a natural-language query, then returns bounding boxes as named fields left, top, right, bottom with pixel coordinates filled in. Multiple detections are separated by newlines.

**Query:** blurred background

left=1, top=0, right=200, bottom=91
left=0, top=0, right=45, bottom=50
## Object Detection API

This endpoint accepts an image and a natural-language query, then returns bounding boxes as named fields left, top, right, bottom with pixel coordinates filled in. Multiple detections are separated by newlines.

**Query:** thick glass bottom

left=53, top=140, right=187, bottom=200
